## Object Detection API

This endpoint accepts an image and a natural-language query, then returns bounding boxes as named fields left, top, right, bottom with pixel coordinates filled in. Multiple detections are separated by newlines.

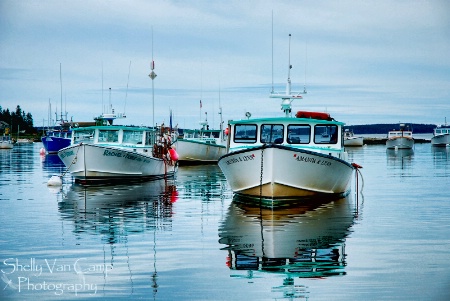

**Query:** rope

left=259, top=146, right=265, bottom=200
left=61, top=143, right=82, bottom=178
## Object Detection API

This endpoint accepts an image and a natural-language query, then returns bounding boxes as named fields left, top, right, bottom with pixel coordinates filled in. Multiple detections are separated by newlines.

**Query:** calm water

left=0, top=142, right=449, bottom=300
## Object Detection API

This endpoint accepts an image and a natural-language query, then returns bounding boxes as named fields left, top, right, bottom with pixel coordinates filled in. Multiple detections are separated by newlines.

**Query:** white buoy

left=47, top=175, right=62, bottom=186
left=40, top=148, right=46, bottom=155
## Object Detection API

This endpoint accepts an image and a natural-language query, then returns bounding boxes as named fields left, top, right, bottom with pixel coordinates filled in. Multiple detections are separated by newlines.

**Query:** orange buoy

left=169, top=148, right=179, bottom=161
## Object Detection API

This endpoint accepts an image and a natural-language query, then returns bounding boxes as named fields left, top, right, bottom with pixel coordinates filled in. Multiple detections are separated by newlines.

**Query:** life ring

left=295, top=111, right=332, bottom=121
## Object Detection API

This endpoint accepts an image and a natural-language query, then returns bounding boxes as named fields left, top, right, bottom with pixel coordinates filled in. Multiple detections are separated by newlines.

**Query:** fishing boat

left=0, top=133, right=14, bottom=149
left=217, top=34, right=359, bottom=200
left=175, top=116, right=226, bottom=163
left=386, top=123, right=414, bottom=149
left=41, top=123, right=72, bottom=153
left=343, top=129, right=364, bottom=147
left=431, top=119, right=450, bottom=147
left=58, top=113, right=178, bottom=184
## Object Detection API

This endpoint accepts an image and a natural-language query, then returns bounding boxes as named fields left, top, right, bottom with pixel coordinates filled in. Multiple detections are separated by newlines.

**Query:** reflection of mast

left=151, top=230, right=158, bottom=298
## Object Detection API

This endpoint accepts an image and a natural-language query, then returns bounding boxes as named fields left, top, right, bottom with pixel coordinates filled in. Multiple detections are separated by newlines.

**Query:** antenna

left=101, top=62, right=104, bottom=114
left=148, top=26, right=157, bottom=127
left=270, top=34, right=306, bottom=117
left=271, top=10, right=274, bottom=93
left=287, top=33, right=292, bottom=95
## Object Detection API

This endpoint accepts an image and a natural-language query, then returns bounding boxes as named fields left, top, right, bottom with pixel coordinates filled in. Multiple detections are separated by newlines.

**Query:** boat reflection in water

left=386, top=148, right=414, bottom=170
left=40, top=153, right=65, bottom=171
left=57, top=179, right=178, bottom=242
left=55, top=179, right=177, bottom=298
left=218, top=195, right=357, bottom=298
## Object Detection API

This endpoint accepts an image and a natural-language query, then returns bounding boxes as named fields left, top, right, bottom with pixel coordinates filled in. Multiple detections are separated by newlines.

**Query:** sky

left=1, top=0, right=450, bottom=130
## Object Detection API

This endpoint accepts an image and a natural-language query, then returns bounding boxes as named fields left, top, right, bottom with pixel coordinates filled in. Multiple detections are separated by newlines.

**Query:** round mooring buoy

left=47, top=175, right=62, bottom=186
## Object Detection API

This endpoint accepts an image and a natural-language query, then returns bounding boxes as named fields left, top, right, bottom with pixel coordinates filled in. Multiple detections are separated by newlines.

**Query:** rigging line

left=124, top=60, right=131, bottom=114
left=304, top=41, right=308, bottom=93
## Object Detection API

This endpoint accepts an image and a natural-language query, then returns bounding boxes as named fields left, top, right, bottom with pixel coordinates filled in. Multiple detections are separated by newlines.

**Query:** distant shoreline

left=344, top=123, right=435, bottom=134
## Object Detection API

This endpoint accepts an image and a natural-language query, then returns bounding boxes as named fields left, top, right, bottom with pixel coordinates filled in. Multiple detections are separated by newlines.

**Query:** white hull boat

left=386, top=124, right=414, bottom=149
left=219, top=121, right=356, bottom=199
left=218, top=34, right=359, bottom=201
left=59, top=143, right=176, bottom=183
left=343, top=130, right=363, bottom=147
left=431, top=122, right=450, bottom=147
left=0, top=134, right=14, bottom=149
left=175, top=108, right=227, bottom=163
left=58, top=120, right=177, bottom=184
left=175, top=138, right=226, bottom=162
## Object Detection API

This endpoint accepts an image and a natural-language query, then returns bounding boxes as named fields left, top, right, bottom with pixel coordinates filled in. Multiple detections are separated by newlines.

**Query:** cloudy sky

left=1, top=0, right=449, bottom=129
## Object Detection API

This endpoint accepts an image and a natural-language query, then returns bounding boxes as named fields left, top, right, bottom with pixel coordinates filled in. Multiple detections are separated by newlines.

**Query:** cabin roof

left=73, top=125, right=153, bottom=132
left=228, top=117, right=345, bottom=126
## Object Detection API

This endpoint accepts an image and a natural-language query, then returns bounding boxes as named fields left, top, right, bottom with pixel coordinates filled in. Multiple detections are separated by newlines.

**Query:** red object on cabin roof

left=295, top=111, right=332, bottom=121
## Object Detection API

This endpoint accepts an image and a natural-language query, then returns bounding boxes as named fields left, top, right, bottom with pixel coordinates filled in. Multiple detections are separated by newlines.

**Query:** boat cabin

left=434, top=126, right=450, bottom=136
left=182, top=128, right=223, bottom=145
left=71, top=126, right=159, bottom=148
left=227, top=116, right=345, bottom=155
left=387, top=131, right=413, bottom=139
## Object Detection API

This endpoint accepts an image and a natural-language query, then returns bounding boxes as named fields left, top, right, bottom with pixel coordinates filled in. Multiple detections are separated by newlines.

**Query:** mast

left=269, top=34, right=306, bottom=117
left=59, top=63, right=63, bottom=124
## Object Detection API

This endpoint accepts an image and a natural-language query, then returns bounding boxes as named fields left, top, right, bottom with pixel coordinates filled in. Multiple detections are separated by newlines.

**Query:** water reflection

left=57, top=179, right=178, bottom=242
left=40, top=153, right=65, bottom=169
left=177, top=165, right=230, bottom=203
left=218, top=196, right=357, bottom=299
left=432, top=146, right=450, bottom=159
left=386, top=148, right=414, bottom=169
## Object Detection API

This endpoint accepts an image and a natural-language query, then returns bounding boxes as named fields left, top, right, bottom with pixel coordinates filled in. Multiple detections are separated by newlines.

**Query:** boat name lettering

left=295, top=155, right=332, bottom=166
left=60, top=150, right=74, bottom=159
left=103, top=150, right=144, bottom=162
left=103, top=150, right=122, bottom=158
left=225, top=154, right=255, bottom=165
left=124, top=153, right=142, bottom=162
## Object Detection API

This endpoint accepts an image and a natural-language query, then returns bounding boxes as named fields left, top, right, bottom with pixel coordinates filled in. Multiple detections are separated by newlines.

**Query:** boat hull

left=0, top=142, right=13, bottom=149
left=42, top=136, right=71, bottom=153
left=58, top=144, right=176, bottom=183
left=218, top=145, right=354, bottom=199
left=175, top=139, right=226, bottom=163
left=344, top=137, right=364, bottom=147
left=386, top=137, right=414, bottom=149
left=431, top=134, right=450, bottom=147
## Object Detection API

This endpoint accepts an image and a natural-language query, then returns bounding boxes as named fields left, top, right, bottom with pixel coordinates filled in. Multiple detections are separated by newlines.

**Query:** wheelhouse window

left=234, top=124, right=257, bottom=143
left=145, top=130, right=157, bottom=145
left=314, top=125, right=338, bottom=144
left=287, top=125, right=310, bottom=144
left=99, top=129, right=119, bottom=143
left=123, top=130, right=143, bottom=144
left=261, top=124, right=284, bottom=144
left=73, top=129, right=94, bottom=144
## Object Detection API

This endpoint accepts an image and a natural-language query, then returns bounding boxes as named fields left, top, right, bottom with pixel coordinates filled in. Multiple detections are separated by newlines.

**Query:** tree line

left=344, top=123, right=436, bottom=134
left=0, top=105, right=37, bottom=134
